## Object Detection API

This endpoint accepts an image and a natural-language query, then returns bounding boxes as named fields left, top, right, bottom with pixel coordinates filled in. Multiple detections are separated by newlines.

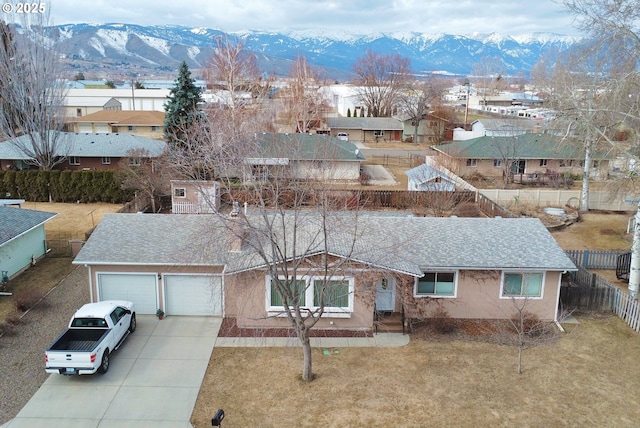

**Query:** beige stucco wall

left=402, top=270, right=562, bottom=321
left=225, top=269, right=378, bottom=331
left=450, top=157, right=609, bottom=180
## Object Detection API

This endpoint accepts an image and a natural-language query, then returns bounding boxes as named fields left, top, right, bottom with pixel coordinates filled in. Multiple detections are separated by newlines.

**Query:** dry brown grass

left=21, top=202, right=122, bottom=240
left=191, top=314, right=640, bottom=428
left=551, top=212, right=632, bottom=251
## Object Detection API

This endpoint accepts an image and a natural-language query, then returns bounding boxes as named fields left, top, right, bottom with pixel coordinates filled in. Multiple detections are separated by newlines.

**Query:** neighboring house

left=405, top=164, right=456, bottom=191
left=0, top=132, right=167, bottom=171
left=453, top=118, right=543, bottom=141
left=432, top=133, right=613, bottom=180
left=71, top=110, right=166, bottom=139
left=73, top=213, right=576, bottom=331
left=171, top=180, right=221, bottom=214
left=397, top=112, right=450, bottom=144
left=64, top=88, right=170, bottom=118
left=242, top=133, right=366, bottom=182
left=0, top=205, right=56, bottom=282
left=326, top=117, right=404, bottom=144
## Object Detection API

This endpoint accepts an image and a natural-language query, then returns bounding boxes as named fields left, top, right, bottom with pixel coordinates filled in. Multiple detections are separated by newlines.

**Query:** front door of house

left=375, top=277, right=395, bottom=312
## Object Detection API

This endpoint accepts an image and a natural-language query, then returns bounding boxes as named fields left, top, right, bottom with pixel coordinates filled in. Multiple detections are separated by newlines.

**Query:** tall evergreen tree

left=164, top=61, right=204, bottom=148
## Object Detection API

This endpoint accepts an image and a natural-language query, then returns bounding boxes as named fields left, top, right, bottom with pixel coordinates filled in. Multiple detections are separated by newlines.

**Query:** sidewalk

left=215, top=332, right=410, bottom=348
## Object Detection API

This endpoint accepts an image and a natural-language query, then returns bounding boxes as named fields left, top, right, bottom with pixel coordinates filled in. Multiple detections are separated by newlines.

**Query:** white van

left=336, top=132, right=349, bottom=141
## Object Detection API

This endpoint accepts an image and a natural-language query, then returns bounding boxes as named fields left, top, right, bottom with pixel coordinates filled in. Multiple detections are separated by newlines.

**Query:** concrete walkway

left=215, top=332, right=409, bottom=348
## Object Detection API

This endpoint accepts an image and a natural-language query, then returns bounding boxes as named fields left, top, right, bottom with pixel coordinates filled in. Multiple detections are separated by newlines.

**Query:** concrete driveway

left=3, top=316, right=221, bottom=428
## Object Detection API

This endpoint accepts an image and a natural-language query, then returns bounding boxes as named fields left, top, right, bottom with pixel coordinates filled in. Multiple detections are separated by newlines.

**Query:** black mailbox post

left=211, top=408, right=225, bottom=426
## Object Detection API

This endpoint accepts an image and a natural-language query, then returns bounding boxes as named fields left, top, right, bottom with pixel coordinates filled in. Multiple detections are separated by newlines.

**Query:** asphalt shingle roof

left=0, top=132, right=167, bottom=160
left=254, top=133, right=365, bottom=162
left=327, top=117, right=404, bottom=131
left=0, top=206, right=57, bottom=246
left=75, top=213, right=576, bottom=274
left=434, top=133, right=615, bottom=160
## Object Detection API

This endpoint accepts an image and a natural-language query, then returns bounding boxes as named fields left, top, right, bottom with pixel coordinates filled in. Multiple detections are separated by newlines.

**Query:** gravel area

left=0, top=264, right=89, bottom=425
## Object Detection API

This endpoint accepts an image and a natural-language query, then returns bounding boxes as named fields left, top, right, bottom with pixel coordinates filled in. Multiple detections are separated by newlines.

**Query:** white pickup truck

left=45, top=300, right=136, bottom=375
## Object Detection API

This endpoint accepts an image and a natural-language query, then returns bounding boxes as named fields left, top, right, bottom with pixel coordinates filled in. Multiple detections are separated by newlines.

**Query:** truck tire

left=129, top=313, right=136, bottom=333
left=98, top=349, right=110, bottom=374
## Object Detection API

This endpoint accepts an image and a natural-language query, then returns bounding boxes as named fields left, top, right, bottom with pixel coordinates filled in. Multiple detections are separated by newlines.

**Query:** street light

left=463, top=79, right=471, bottom=128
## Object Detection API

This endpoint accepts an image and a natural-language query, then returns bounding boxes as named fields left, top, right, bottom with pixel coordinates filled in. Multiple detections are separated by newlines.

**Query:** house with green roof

left=0, top=132, right=167, bottom=171
left=432, top=133, right=614, bottom=181
left=244, top=133, right=366, bottom=182
left=0, top=205, right=56, bottom=282
left=326, top=117, right=404, bottom=144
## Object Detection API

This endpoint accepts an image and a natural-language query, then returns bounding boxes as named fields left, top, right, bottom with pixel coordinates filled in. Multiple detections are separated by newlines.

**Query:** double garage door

left=97, top=273, right=222, bottom=316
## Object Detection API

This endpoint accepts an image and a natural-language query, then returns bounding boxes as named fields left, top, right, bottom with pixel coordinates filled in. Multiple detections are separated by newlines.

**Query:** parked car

left=337, top=132, right=349, bottom=141
left=45, top=300, right=135, bottom=375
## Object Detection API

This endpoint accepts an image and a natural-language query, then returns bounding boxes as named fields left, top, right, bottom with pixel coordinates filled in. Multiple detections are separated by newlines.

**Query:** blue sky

left=44, top=0, right=581, bottom=36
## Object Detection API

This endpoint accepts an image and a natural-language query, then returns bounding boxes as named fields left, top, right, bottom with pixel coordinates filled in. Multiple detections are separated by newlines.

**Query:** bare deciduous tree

left=116, top=149, right=171, bottom=213
left=0, top=13, right=68, bottom=170
left=351, top=51, right=411, bottom=117
left=206, top=35, right=266, bottom=111
left=397, top=77, right=447, bottom=144
left=534, top=41, right=634, bottom=210
left=471, top=56, right=509, bottom=106
left=286, top=55, right=329, bottom=133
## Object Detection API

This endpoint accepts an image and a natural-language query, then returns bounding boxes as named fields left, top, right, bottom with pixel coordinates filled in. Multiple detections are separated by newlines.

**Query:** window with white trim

left=501, top=272, right=543, bottom=298
left=493, top=159, right=502, bottom=167
left=267, top=275, right=354, bottom=315
left=129, top=158, right=141, bottom=166
left=415, top=271, right=456, bottom=297
left=101, top=157, right=111, bottom=165
left=466, top=159, right=477, bottom=167
left=374, top=130, right=384, bottom=137
left=174, top=187, right=186, bottom=198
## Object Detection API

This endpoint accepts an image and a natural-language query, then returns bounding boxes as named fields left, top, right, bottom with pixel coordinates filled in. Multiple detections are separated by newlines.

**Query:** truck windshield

left=71, top=318, right=108, bottom=328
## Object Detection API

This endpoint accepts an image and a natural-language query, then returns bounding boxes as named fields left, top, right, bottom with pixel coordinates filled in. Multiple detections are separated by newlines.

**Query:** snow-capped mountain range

left=46, top=23, right=579, bottom=79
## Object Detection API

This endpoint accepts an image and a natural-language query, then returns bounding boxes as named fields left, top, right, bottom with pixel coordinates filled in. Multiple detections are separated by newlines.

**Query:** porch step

left=375, top=313, right=405, bottom=333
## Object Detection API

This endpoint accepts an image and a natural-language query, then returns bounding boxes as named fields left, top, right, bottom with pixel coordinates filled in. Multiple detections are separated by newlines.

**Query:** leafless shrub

left=13, top=289, right=45, bottom=312
left=0, top=321, right=18, bottom=336
left=4, top=312, right=21, bottom=325
left=359, top=172, right=371, bottom=185
left=454, top=201, right=481, bottom=217
left=430, top=307, right=457, bottom=334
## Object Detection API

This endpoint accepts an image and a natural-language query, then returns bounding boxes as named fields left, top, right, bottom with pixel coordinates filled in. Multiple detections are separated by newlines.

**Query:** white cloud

left=48, top=0, right=581, bottom=36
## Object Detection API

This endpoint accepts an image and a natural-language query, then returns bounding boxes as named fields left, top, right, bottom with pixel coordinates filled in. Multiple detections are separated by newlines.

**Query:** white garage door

left=164, top=275, right=222, bottom=316
left=98, top=273, right=158, bottom=314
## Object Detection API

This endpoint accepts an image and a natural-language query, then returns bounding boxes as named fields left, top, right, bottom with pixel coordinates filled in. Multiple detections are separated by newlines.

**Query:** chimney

left=228, top=215, right=247, bottom=252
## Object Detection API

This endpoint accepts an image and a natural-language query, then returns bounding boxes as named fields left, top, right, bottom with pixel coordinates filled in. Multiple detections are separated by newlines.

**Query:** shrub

left=510, top=311, right=544, bottom=337
left=0, top=321, right=18, bottom=336
left=13, top=289, right=45, bottom=312
left=430, top=307, right=457, bottom=334
left=454, top=201, right=481, bottom=217
left=359, top=172, right=371, bottom=186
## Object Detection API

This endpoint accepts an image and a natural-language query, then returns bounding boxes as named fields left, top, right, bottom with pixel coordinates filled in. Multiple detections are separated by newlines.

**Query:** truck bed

left=48, top=329, right=109, bottom=352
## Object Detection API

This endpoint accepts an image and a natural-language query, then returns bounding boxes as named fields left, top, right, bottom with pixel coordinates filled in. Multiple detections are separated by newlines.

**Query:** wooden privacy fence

left=562, top=263, right=640, bottom=333
left=476, top=193, right=516, bottom=218
left=560, top=283, right=617, bottom=311
left=225, top=189, right=477, bottom=211
left=565, top=249, right=623, bottom=269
